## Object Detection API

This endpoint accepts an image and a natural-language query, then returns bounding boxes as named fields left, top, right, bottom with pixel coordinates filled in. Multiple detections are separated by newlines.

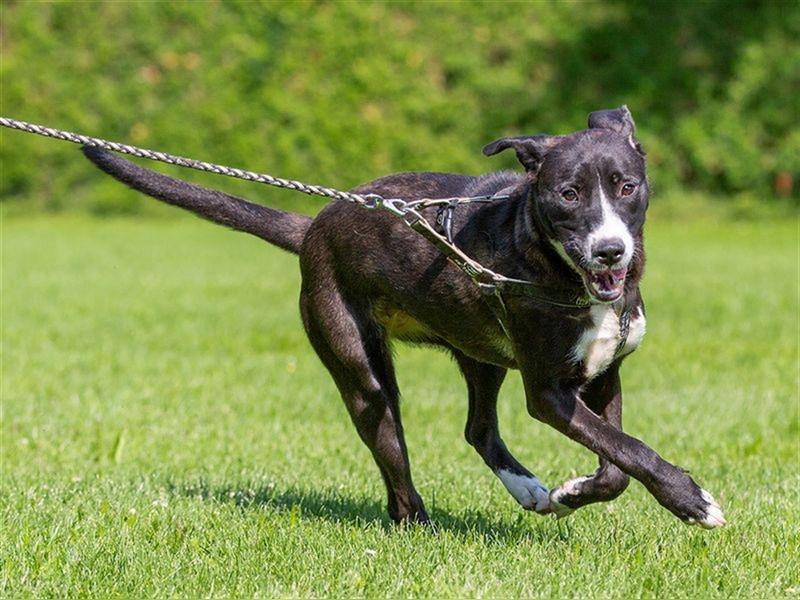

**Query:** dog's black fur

left=82, top=107, right=725, bottom=528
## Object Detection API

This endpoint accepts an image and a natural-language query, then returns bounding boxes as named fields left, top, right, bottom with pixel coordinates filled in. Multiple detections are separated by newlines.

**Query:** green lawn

left=2, top=214, right=798, bottom=598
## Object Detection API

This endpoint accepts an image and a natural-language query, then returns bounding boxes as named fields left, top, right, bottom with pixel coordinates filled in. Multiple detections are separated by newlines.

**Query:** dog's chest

left=572, top=305, right=646, bottom=379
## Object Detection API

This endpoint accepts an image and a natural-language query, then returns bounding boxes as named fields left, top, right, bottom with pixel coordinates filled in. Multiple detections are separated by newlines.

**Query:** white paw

left=496, top=469, right=551, bottom=513
left=548, top=475, right=591, bottom=519
left=686, top=489, right=727, bottom=529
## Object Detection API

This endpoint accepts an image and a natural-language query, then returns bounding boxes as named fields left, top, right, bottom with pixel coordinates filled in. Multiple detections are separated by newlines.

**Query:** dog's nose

left=592, top=238, right=625, bottom=266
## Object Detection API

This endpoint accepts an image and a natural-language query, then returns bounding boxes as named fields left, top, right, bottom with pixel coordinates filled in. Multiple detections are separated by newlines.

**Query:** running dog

left=82, top=106, right=725, bottom=528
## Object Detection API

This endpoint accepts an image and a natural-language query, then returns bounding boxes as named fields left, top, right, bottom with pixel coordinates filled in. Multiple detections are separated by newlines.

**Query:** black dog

left=82, top=106, right=725, bottom=528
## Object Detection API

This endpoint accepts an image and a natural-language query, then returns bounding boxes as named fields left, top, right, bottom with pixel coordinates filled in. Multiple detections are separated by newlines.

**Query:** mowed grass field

left=2, top=214, right=798, bottom=598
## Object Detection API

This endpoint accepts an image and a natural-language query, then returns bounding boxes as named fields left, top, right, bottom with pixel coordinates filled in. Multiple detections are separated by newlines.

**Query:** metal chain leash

left=0, top=116, right=507, bottom=275
left=1, top=116, right=592, bottom=320
left=0, top=116, right=371, bottom=204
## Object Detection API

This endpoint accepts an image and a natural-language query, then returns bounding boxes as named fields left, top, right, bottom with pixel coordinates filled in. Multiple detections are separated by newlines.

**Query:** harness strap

left=614, top=306, right=632, bottom=358
left=479, top=285, right=513, bottom=339
left=480, top=283, right=633, bottom=360
left=435, top=200, right=458, bottom=243
left=405, top=211, right=591, bottom=308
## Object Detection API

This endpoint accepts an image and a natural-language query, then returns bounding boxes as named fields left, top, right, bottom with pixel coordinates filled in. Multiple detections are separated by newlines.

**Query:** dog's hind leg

left=546, top=364, right=630, bottom=516
left=454, top=352, right=550, bottom=513
left=299, top=287, right=428, bottom=525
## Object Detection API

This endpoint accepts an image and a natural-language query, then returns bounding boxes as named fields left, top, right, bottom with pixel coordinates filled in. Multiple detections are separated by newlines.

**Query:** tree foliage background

left=2, top=1, right=798, bottom=215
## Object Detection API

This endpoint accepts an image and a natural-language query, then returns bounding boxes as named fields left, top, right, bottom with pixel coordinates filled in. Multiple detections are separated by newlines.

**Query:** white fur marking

left=559, top=475, right=592, bottom=496
left=572, top=305, right=621, bottom=378
left=572, top=305, right=646, bottom=377
left=687, top=489, right=727, bottom=529
left=496, top=469, right=550, bottom=513
left=587, top=175, right=634, bottom=267
left=548, top=475, right=594, bottom=519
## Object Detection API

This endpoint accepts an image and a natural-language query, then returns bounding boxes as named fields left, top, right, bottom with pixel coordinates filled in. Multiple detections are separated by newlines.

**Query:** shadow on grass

left=166, top=478, right=571, bottom=545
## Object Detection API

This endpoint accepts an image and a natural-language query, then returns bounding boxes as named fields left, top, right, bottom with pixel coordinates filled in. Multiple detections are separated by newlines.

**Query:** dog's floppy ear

left=482, top=135, right=563, bottom=174
left=588, top=105, right=644, bottom=155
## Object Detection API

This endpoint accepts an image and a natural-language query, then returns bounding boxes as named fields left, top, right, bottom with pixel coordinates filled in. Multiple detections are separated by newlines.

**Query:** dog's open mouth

left=584, top=267, right=627, bottom=302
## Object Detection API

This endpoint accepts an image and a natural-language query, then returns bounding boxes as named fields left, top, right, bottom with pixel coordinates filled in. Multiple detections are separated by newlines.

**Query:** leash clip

left=361, top=194, right=384, bottom=210
left=365, top=196, right=408, bottom=218
left=435, top=199, right=459, bottom=243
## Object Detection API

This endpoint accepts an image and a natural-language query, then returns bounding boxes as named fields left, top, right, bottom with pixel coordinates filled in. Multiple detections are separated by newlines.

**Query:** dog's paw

left=547, top=497, right=575, bottom=519
left=547, top=475, right=592, bottom=519
left=496, top=469, right=551, bottom=513
left=684, top=489, right=727, bottom=529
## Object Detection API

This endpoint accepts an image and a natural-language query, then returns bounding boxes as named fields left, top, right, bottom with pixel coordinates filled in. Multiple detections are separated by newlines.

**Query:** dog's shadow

left=166, top=479, right=571, bottom=545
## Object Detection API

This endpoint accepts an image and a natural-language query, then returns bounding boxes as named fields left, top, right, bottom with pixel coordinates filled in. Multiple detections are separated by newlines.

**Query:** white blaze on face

left=586, top=174, right=634, bottom=267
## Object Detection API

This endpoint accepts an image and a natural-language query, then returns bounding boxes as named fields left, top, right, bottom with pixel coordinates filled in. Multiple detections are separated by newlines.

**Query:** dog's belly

left=373, top=301, right=518, bottom=367
left=572, top=305, right=646, bottom=379
left=374, top=303, right=437, bottom=342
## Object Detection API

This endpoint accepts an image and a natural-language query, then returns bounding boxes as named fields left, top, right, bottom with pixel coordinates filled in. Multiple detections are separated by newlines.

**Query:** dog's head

left=484, top=106, right=649, bottom=303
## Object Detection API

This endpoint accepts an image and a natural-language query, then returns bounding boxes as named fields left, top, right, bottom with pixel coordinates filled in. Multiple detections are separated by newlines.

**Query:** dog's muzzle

left=583, top=238, right=629, bottom=302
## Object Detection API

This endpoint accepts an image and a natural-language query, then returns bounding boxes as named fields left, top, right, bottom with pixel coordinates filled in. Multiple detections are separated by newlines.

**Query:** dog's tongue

left=611, top=267, right=627, bottom=279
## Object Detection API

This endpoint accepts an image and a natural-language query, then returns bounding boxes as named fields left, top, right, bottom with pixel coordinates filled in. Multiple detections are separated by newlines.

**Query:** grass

left=1, top=213, right=798, bottom=598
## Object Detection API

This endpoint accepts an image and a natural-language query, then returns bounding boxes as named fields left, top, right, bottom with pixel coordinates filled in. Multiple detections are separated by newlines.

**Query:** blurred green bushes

left=1, top=1, right=798, bottom=215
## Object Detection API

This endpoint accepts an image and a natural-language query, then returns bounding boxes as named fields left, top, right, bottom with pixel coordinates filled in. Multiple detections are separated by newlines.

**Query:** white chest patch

left=572, top=305, right=646, bottom=379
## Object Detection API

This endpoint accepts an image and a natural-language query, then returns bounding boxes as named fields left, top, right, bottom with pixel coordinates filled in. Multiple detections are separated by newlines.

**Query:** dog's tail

left=82, top=145, right=312, bottom=254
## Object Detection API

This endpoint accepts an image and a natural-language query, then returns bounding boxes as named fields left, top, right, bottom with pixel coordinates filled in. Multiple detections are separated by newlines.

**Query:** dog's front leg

left=546, top=364, right=630, bottom=517
left=520, top=369, right=726, bottom=528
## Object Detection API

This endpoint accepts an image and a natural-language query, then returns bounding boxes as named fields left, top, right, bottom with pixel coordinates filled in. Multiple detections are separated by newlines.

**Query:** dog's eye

left=621, top=183, right=637, bottom=196
left=561, top=189, right=578, bottom=202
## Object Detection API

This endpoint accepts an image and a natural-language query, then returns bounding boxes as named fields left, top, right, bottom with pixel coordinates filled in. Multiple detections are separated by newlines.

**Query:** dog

left=82, top=106, right=725, bottom=528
